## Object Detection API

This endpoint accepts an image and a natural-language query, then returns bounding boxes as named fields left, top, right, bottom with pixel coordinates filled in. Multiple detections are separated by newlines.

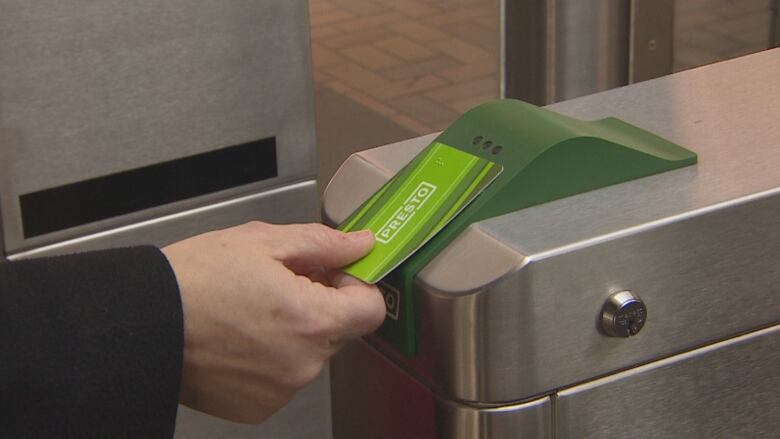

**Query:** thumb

left=272, top=223, right=375, bottom=269
left=327, top=271, right=386, bottom=342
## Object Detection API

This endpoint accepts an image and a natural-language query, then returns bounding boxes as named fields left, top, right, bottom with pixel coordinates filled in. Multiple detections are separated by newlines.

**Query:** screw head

left=648, top=39, right=657, bottom=51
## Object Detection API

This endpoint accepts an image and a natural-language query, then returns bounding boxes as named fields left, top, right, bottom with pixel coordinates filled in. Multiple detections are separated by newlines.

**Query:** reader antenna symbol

left=435, top=157, right=445, bottom=166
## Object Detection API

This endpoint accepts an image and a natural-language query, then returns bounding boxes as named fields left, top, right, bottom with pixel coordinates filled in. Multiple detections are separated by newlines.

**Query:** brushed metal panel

left=7, top=180, right=318, bottom=259
left=502, top=0, right=549, bottom=105
left=504, top=0, right=629, bottom=104
left=414, top=190, right=780, bottom=403
left=322, top=49, right=780, bottom=404
left=629, top=0, right=674, bottom=83
left=551, top=0, right=629, bottom=101
left=557, top=325, right=780, bottom=439
left=406, top=53, right=780, bottom=404
left=320, top=134, right=432, bottom=224
left=331, top=340, right=551, bottom=439
left=322, top=154, right=394, bottom=227
left=0, top=0, right=316, bottom=253
left=417, top=226, right=525, bottom=294
left=480, top=45, right=780, bottom=267
left=439, top=399, right=551, bottom=439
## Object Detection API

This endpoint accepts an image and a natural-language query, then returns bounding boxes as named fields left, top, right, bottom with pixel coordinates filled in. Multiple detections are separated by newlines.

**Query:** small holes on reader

left=472, top=136, right=484, bottom=145
left=492, top=145, right=503, bottom=155
left=482, top=140, right=493, bottom=150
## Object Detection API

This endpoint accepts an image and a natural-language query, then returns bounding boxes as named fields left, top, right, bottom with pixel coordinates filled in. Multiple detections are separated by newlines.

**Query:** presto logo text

left=376, top=182, right=437, bottom=244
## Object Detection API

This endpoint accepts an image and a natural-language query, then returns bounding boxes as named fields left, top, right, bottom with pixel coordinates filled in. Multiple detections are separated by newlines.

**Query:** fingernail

left=347, top=229, right=374, bottom=241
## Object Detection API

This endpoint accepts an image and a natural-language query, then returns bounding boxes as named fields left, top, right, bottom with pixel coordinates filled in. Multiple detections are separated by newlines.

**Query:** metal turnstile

left=0, top=2, right=330, bottom=438
left=504, top=0, right=780, bottom=105
left=325, top=49, right=780, bottom=438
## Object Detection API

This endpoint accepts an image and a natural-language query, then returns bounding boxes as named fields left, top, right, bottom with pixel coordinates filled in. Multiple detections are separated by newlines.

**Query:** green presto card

left=339, top=142, right=503, bottom=284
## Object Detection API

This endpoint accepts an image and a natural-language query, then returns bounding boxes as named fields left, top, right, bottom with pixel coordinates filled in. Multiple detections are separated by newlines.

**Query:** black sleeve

left=0, top=246, right=184, bottom=439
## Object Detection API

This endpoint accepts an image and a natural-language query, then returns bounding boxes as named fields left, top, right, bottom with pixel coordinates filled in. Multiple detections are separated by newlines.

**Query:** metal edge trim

left=8, top=179, right=317, bottom=261
left=558, top=322, right=780, bottom=397
left=499, top=0, right=507, bottom=98
left=364, top=335, right=550, bottom=410
left=628, top=0, right=638, bottom=82
left=545, top=0, right=556, bottom=103
left=772, top=0, right=780, bottom=47
left=525, top=185, right=780, bottom=263
left=417, top=224, right=529, bottom=298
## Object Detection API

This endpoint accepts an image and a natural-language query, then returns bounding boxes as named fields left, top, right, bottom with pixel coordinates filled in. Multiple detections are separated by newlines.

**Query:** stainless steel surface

left=0, top=0, right=316, bottom=254
left=331, top=340, right=551, bottom=439
left=492, top=48, right=780, bottom=255
left=414, top=226, right=525, bottom=294
left=1, top=3, right=330, bottom=438
left=322, top=150, right=402, bottom=227
left=416, top=185, right=780, bottom=403
left=773, top=0, right=780, bottom=46
left=8, top=180, right=318, bottom=260
left=629, top=0, right=674, bottom=82
left=505, top=0, right=780, bottom=104
left=557, top=324, right=780, bottom=438
left=601, top=290, right=647, bottom=337
left=550, top=0, right=629, bottom=101
left=503, top=0, right=629, bottom=104
left=502, top=0, right=549, bottom=104
left=325, top=49, right=780, bottom=405
left=413, top=49, right=780, bottom=402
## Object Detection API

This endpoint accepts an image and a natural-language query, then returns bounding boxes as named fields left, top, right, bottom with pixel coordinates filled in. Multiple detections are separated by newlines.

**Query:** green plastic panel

left=374, top=99, right=697, bottom=356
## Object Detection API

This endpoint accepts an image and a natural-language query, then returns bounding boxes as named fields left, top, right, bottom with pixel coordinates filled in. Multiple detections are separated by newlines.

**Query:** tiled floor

left=310, top=0, right=501, bottom=137
left=311, top=0, right=778, bottom=188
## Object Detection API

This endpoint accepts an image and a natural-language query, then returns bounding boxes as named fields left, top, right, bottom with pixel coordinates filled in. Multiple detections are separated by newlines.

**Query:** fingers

left=328, top=270, right=367, bottom=288
left=267, top=223, right=375, bottom=269
left=245, top=221, right=386, bottom=344
left=302, top=266, right=329, bottom=286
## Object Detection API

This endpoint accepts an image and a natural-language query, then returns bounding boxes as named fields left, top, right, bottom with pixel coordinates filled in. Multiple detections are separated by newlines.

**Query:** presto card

left=338, top=141, right=503, bottom=284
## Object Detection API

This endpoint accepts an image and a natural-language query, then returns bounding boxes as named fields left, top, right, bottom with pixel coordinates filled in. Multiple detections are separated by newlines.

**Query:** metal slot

left=19, top=137, right=277, bottom=238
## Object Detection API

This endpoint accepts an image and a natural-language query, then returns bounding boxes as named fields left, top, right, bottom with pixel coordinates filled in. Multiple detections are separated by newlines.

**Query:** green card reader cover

left=368, top=99, right=696, bottom=356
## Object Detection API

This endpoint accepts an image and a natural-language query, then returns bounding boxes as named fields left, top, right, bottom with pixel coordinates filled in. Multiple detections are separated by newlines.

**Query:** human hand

left=161, top=222, right=385, bottom=423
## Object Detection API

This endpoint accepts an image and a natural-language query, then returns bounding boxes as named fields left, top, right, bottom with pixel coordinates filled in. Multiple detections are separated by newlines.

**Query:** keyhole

left=628, top=320, right=641, bottom=335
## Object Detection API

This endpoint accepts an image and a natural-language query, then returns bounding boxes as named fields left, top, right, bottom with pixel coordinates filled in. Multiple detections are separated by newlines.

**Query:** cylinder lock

left=601, top=291, right=647, bottom=337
